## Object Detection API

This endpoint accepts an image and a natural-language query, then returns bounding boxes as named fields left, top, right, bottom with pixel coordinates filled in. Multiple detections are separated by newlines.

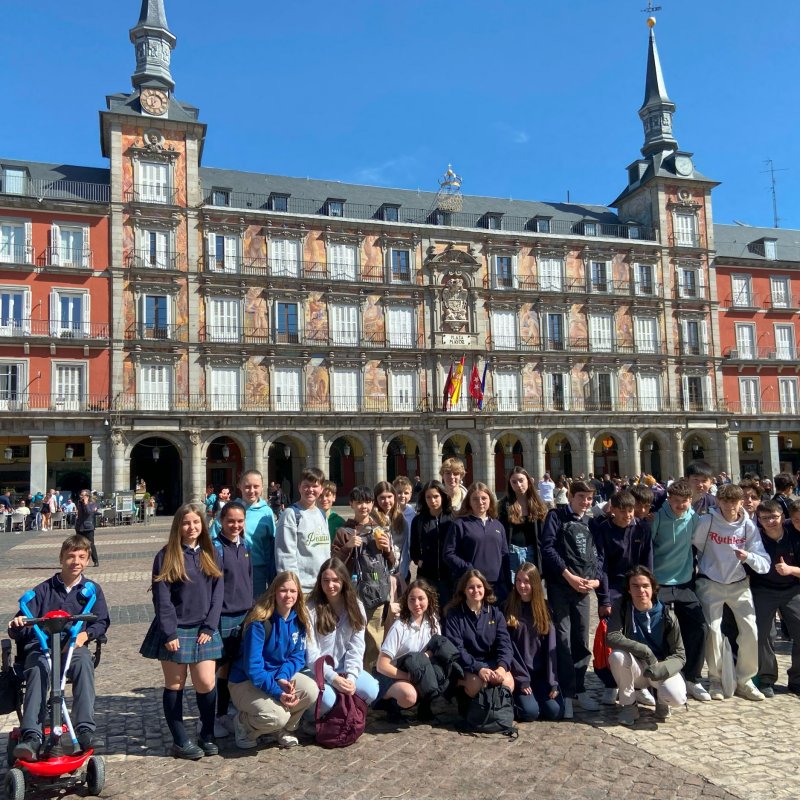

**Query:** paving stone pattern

left=1, top=523, right=798, bottom=799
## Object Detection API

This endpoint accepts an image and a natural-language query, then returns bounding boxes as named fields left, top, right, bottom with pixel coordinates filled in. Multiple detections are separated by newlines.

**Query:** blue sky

left=2, top=1, right=798, bottom=228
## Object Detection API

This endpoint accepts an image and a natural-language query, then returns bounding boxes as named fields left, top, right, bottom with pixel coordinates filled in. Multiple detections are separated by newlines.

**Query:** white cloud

left=495, top=123, right=530, bottom=145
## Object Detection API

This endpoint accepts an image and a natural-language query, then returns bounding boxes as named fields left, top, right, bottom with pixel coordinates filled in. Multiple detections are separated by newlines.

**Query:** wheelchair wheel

left=4, top=768, right=25, bottom=800
left=86, top=754, right=105, bottom=796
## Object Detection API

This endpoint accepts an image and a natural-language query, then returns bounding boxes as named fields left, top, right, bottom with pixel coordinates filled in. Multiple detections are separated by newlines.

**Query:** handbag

left=463, top=685, right=518, bottom=738
left=313, top=655, right=367, bottom=748
left=593, top=618, right=611, bottom=670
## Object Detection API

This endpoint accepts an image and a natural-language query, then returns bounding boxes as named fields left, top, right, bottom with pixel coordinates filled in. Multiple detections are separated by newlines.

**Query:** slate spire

left=129, top=0, right=177, bottom=92
left=638, top=18, right=677, bottom=158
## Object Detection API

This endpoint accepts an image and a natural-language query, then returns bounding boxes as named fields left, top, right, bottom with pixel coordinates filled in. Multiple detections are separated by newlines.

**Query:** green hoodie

left=651, top=503, right=698, bottom=585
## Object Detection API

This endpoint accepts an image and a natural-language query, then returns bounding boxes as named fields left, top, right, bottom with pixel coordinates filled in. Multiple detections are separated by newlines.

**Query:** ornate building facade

left=1, top=4, right=797, bottom=507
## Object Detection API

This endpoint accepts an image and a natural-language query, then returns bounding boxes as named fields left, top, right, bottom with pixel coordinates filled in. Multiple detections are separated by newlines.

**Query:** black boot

left=416, top=697, right=434, bottom=722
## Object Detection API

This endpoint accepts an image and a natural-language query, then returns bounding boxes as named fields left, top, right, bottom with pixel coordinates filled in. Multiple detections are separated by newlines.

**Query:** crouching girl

left=606, top=566, right=687, bottom=725
left=304, top=558, right=379, bottom=716
left=505, top=563, right=563, bottom=721
left=228, top=571, right=318, bottom=749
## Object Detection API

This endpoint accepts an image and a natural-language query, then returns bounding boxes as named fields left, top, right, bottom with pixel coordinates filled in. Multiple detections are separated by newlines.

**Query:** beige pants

left=608, top=650, right=687, bottom=707
left=229, top=672, right=318, bottom=737
left=363, top=604, right=386, bottom=672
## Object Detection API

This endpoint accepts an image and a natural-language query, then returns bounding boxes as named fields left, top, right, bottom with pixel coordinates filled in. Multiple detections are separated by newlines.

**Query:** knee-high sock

left=196, top=688, right=217, bottom=739
left=216, top=678, right=230, bottom=717
left=162, top=688, right=186, bottom=746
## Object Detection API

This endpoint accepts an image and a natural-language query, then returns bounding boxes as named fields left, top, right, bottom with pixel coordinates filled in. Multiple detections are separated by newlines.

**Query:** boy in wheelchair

left=8, top=534, right=110, bottom=761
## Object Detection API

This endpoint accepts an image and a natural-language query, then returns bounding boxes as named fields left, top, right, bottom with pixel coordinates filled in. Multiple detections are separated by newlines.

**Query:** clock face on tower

left=140, top=88, right=168, bottom=116
left=674, top=155, right=693, bottom=177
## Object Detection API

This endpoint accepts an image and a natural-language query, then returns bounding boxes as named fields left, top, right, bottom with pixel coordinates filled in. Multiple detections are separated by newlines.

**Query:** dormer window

left=381, top=205, right=400, bottom=222
left=1, top=167, right=27, bottom=195
left=582, top=221, right=597, bottom=237
left=534, top=217, right=551, bottom=234
left=211, top=188, right=230, bottom=207
left=432, top=210, right=451, bottom=226
left=482, top=213, right=503, bottom=231
left=270, top=194, right=289, bottom=212
left=764, top=238, right=777, bottom=260
left=325, top=199, right=345, bottom=217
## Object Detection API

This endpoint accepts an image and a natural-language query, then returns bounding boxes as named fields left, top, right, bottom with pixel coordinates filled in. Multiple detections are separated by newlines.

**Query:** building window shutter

left=223, top=235, right=238, bottom=273
left=49, top=290, right=59, bottom=337
left=23, top=222, right=32, bottom=263
left=392, top=371, right=414, bottom=411
left=82, top=292, right=91, bottom=336
left=681, top=375, right=690, bottom=411
left=50, top=224, right=61, bottom=265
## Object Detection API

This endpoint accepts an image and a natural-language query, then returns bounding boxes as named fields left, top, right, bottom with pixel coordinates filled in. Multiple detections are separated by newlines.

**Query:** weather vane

left=641, top=1, right=662, bottom=12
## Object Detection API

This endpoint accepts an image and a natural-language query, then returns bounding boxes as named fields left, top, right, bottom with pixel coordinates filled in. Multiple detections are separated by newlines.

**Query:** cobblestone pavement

left=2, top=523, right=799, bottom=799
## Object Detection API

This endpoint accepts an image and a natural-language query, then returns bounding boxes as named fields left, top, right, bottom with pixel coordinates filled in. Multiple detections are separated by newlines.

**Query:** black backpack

left=353, top=533, right=391, bottom=611
left=463, top=685, right=518, bottom=738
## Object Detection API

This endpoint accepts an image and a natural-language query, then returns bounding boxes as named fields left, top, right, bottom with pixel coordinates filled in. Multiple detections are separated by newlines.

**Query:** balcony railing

left=674, top=343, right=709, bottom=357
left=722, top=346, right=796, bottom=361
left=1, top=177, right=109, bottom=203
left=763, top=297, right=798, bottom=311
left=198, top=325, right=424, bottom=349
left=44, top=246, right=93, bottom=268
left=202, top=189, right=657, bottom=242
left=669, top=233, right=702, bottom=248
left=125, top=184, right=178, bottom=205
left=487, top=336, right=666, bottom=355
left=102, top=392, right=736, bottom=415
left=125, top=323, right=187, bottom=341
left=723, top=294, right=759, bottom=310
left=0, top=394, right=110, bottom=412
left=0, top=320, right=109, bottom=339
left=0, top=244, right=34, bottom=266
left=126, top=250, right=182, bottom=271
left=673, top=284, right=709, bottom=301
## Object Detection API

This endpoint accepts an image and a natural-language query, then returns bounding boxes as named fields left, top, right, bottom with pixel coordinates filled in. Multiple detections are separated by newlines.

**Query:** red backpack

left=313, top=656, right=367, bottom=748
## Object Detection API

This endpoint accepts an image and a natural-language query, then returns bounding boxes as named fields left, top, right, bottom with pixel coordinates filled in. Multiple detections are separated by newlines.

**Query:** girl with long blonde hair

left=139, top=503, right=224, bottom=760
left=227, top=572, right=319, bottom=750
left=504, top=563, right=563, bottom=721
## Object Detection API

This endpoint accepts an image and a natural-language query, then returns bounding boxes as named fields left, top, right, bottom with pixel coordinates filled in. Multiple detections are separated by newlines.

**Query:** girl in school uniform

left=498, top=467, right=548, bottom=578
left=227, top=571, right=319, bottom=749
left=504, top=562, right=563, bottom=721
left=443, top=569, right=515, bottom=701
left=140, top=503, right=224, bottom=760
left=410, top=480, right=455, bottom=608
left=304, top=557, right=379, bottom=716
left=213, top=502, right=253, bottom=736
left=443, top=483, right=512, bottom=605
left=375, top=579, right=440, bottom=721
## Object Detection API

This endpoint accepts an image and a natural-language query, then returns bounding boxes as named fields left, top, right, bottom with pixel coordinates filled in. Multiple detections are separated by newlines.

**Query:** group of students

left=9, top=458, right=799, bottom=762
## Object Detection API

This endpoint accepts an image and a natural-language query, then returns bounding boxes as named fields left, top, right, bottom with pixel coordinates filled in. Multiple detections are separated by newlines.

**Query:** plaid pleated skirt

left=139, top=619, right=223, bottom=664
left=218, top=612, right=247, bottom=664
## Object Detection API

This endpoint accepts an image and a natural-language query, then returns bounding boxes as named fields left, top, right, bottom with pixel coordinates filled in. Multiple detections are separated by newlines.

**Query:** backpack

left=353, top=531, right=391, bottom=611
left=463, top=685, right=518, bottom=738
left=313, top=655, right=367, bottom=748
left=557, top=518, right=597, bottom=580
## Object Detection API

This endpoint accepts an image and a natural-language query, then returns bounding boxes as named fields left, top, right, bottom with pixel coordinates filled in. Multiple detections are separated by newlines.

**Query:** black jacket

left=394, top=634, right=463, bottom=700
left=410, top=511, right=454, bottom=584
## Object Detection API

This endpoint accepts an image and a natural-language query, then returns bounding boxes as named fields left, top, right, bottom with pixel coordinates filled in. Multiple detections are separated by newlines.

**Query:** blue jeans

left=303, top=670, right=379, bottom=716
left=508, top=544, right=538, bottom=583
left=515, top=687, right=564, bottom=721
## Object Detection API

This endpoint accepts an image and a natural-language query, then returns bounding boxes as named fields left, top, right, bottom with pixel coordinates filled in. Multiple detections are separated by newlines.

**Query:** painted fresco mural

left=363, top=295, right=385, bottom=340
left=619, top=368, right=636, bottom=406
left=364, top=361, right=387, bottom=411
left=306, top=293, right=327, bottom=341
left=306, top=360, right=329, bottom=408
left=246, top=359, right=269, bottom=406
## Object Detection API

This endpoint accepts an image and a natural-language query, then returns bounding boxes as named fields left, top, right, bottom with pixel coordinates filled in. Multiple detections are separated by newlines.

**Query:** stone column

left=312, top=433, right=326, bottom=474
left=763, top=431, right=781, bottom=481
left=581, top=430, right=593, bottom=479
left=718, top=430, right=732, bottom=479
left=672, top=429, right=684, bottom=479
left=29, top=435, right=48, bottom=495
left=90, top=435, right=105, bottom=493
left=188, top=430, right=204, bottom=504
left=371, top=431, right=385, bottom=486
left=111, top=430, right=126, bottom=493
left=426, top=429, right=440, bottom=481
left=481, top=430, right=493, bottom=488
left=251, top=432, right=264, bottom=475
left=728, top=435, right=741, bottom=483
left=530, top=429, right=543, bottom=480
left=628, top=428, right=640, bottom=478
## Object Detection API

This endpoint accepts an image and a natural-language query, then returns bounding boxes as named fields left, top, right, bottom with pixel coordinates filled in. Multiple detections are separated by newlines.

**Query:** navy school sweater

left=215, top=533, right=253, bottom=616
left=443, top=602, right=514, bottom=674
left=590, top=516, right=653, bottom=607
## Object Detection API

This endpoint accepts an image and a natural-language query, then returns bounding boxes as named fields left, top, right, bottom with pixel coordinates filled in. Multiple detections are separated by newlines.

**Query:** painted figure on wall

left=306, top=364, right=329, bottom=408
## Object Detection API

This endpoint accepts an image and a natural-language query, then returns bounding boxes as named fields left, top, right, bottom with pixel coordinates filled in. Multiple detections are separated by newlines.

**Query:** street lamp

left=786, top=438, right=794, bottom=450
left=556, top=441, right=563, bottom=454
left=648, top=440, right=655, bottom=451
left=744, top=437, right=754, bottom=452
left=343, top=442, right=351, bottom=457
left=283, top=444, right=291, bottom=460
left=3, top=445, right=12, bottom=461
left=65, top=445, right=74, bottom=461
left=399, top=444, right=406, bottom=456
left=503, top=441, right=513, bottom=456
left=152, top=446, right=160, bottom=462
left=221, top=443, right=230, bottom=460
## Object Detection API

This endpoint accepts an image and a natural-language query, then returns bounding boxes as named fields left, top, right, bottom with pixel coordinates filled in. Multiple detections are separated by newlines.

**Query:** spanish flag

left=450, top=354, right=466, bottom=406
left=442, top=362, right=454, bottom=411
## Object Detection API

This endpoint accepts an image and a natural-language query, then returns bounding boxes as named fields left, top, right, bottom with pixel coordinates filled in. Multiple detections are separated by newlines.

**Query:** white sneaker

left=735, top=681, right=765, bottom=701
left=634, top=688, right=656, bottom=707
left=214, top=715, right=234, bottom=738
left=234, top=712, right=257, bottom=749
left=686, top=681, right=712, bottom=702
left=563, top=698, right=574, bottom=719
left=575, top=692, right=600, bottom=712
left=277, top=732, right=299, bottom=749
left=601, top=687, right=618, bottom=705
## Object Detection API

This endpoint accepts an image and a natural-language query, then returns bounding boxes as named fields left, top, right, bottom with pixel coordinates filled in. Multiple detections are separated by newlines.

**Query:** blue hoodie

left=651, top=502, right=697, bottom=586
left=631, top=599, right=666, bottom=661
left=229, top=611, right=307, bottom=699
left=211, top=498, right=276, bottom=576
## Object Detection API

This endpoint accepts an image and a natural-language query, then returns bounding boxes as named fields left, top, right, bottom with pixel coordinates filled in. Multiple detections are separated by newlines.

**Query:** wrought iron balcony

left=0, top=243, right=34, bottom=266
left=722, top=345, right=796, bottom=361
left=0, top=394, right=111, bottom=413
left=125, top=323, right=187, bottom=341
left=0, top=177, right=109, bottom=203
left=125, top=184, right=178, bottom=205
left=126, top=249, right=182, bottom=271
left=44, top=246, right=93, bottom=268
left=0, top=319, right=109, bottom=339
